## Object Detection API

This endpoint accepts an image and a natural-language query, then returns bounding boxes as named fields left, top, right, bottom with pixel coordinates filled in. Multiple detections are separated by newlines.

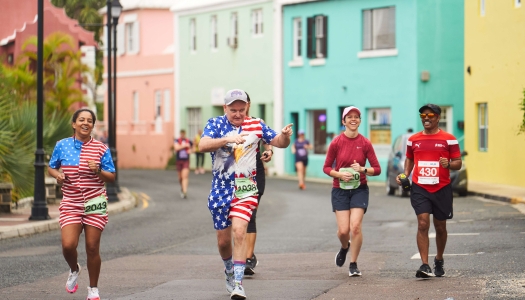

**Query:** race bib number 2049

left=417, top=161, right=439, bottom=185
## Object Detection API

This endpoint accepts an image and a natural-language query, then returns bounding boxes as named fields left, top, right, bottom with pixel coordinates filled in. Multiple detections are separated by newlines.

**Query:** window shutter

left=307, top=17, right=315, bottom=58
left=132, top=21, right=140, bottom=54
left=321, top=16, right=328, bottom=57
left=117, top=24, right=125, bottom=56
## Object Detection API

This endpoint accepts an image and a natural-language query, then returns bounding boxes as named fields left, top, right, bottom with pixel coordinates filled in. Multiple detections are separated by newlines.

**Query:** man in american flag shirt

left=199, top=89, right=292, bottom=299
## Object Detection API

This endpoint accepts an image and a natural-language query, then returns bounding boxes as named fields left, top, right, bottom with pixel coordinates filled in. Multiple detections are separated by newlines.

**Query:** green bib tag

left=339, top=168, right=361, bottom=190
left=235, top=178, right=258, bottom=199
left=84, top=195, right=108, bottom=215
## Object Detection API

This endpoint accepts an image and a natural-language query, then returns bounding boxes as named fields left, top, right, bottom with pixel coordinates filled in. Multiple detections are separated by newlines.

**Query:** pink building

left=0, top=0, right=96, bottom=98
left=101, top=0, right=177, bottom=169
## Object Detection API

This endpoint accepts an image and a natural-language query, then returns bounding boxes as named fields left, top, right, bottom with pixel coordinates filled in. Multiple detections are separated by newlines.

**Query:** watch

left=96, top=168, right=102, bottom=175
left=364, top=168, right=367, bottom=174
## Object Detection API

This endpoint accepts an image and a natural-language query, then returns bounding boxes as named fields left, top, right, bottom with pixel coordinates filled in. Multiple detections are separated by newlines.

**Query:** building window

left=125, top=21, right=140, bottom=54
left=310, top=110, right=327, bottom=154
left=307, top=15, right=327, bottom=58
left=293, top=18, right=302, bottom=60
left=210, top=15, right=218, bottom=50
left=438, top=106, right=452, bottom=133
left=478, top=103, right=488, bottom=151
left=133, top=91, right=139, bottom=122
left=516, top=0, right=521, bottom=8
left=480, top=0, right=486, bottom=16
left=164, top=89, right=171, bottom=122
left=362, top=7, right=395, bottom=51
left=228, top=13, right=238, bottom=48
left=252, top=9, right=263, bottom=36
left=155, top=91, right=162, bottom=118
left=190, top=18, right=197, bottom=52
left=187, top=108, right=202, bottom=140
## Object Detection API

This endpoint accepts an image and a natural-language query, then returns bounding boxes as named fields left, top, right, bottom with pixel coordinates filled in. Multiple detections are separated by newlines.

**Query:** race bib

left=179, top=149, right=188, bottom=159
left=84, top=195, right=108, bottom=215
left=297, top=148, right=307, bottom=157
left=235, top=177, right=258, bottom=199
left=339, top=168, right=361, bottom=190
left=417, top=161, right=439, bottom=185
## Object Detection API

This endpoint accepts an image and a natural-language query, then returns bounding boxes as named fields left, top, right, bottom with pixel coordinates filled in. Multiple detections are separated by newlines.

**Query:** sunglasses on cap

left=419, top=113, right=436, bottom=118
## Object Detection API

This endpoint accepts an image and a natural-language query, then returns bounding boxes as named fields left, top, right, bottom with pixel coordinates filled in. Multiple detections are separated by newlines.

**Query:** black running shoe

left=349, top=262, right=362, bottom=277
left=416, top=263, right=435, bottom=278
left=335, top=241, right=350, bottom=267
left=433, top=257, right=445, bottom=277
left=244, top=254, right=258, bottom=275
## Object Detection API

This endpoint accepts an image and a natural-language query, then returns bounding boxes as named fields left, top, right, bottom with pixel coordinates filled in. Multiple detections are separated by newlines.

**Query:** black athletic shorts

left=410, top=183, right=453, bottom=220
left=331, top=185, right=369, bottom=213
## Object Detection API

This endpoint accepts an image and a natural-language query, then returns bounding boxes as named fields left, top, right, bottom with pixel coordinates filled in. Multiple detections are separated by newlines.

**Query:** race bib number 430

left=84, top=195, right=108, bottom=215
left=417, top=161, right=439, bottom=185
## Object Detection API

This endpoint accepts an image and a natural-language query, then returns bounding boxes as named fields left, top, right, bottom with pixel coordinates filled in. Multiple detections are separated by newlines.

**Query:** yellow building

left=465, top=0, right=525, bottom=188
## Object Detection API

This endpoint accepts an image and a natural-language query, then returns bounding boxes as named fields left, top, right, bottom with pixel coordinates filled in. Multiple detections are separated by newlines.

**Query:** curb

left=468, top=191, right=525, bottom=204
left=0, top=188, right=137, bottom=241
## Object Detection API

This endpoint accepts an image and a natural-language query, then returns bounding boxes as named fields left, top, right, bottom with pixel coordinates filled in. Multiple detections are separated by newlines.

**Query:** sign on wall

left=368, top=108, right=391, bottom=157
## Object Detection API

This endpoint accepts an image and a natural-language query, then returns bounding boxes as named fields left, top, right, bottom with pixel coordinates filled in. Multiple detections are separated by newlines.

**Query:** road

left=1, top=169, right=524, bottom=299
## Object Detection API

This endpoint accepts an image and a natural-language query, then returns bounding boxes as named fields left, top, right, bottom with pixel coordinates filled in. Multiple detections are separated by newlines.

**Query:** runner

left=396, top=103, right=462, bottom=278
left=291, top=129, right=312, bottom=190
left=194, top=129, right=205, bottom=174
left=322, top=106, right=381, bottom=277
left=199, top=89, right=292, bottom=299
left=244, top=92, right=273, bottom=276
left=174, top=129, right=192, bottom=199
left=48, top=108, right=115, bottom=300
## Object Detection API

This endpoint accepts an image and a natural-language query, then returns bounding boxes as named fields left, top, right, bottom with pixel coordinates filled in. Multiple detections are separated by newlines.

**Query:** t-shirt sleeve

left=365, top=139, right=381, bottom=175
left=100, top=148, right=116, bottom=172
left=202, top=118, right=219, bottom=139
left=406, top=138, right=414, bottom=160
left=261, top=121, right=278, bottom=144
left=447, top=136, right=461, bottom=159
left=48, top=141, right=62, bottom=169
left=323, top=138, right=337, bottom=175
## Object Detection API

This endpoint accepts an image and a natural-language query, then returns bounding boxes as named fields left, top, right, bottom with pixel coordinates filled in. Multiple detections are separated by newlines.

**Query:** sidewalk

left=0, top=188, right=137, bottom=241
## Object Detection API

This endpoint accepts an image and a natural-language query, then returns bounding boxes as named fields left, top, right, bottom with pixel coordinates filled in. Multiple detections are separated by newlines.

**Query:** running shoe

left=65, top=263, right=81, bottom=293
left=416, top=263, right=435, bottom=278
left=230, top=283, right=247, bottom=300
left=335, top=241, right=350, bottom=267
left=225, top=270, right=235, bottom=293
left=433, top=257, right=445, bottom=277
left=87, top=286, right=100, bottom=300
left=349, top=262, right=362, bottom=276
left=244, top=254, right=259, bottom=275
left=299, top=183, right=306, bottom=190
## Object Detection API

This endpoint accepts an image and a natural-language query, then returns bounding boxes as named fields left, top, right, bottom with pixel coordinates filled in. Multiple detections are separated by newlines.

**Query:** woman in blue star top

left=48, top=108, right=115, bottom=300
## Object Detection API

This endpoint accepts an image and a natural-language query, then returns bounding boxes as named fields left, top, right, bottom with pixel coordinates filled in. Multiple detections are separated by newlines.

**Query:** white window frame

left=163, top=89, right=171, bottom=122
left=516, top=0, right=521, bottom=8
left=438, top=106, right=453, bottom=134
left=480, top=0, right=486, bottom=16
left=187, top=108, right=202, bottom=140
left=478, top=103, right=488, bottom=151
left=308, top=109, right=328, bottom=154
left=210, top=15, right=218, bottom=51
left=229, top=12, right=238, bottom=48
left=290, top=18, right=303, bottom=65
left=360, top=6, right=396, bottom=57
left=190, top=18, right=197, bottom=52
left=315, top=16, right=324, bottom=58
left=155, top=90, right=162, bottom=119
left=252, top=9, right=263, bottom=37
left=133, top=91, right=139, bottom=122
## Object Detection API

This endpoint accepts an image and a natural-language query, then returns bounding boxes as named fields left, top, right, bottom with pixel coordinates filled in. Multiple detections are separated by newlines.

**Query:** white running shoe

left=65, top=263, right=81, bottom=293
left=87, top=286, right=101, bottom=300
left=230, top=283, right=247, bottom=300
left=225, top=270, right=235, bottom=293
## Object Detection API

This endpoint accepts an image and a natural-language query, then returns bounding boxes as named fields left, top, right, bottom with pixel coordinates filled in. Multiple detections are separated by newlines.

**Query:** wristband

left=96, top=168, right=102, bottom=175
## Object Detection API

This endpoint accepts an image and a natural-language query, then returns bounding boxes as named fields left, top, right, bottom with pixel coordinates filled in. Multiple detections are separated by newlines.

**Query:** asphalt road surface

left=1, top=169, right=524, bottom=299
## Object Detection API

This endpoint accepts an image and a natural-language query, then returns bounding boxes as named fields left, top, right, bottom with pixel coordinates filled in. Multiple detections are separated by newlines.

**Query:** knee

left=417, top=219, right=430, bottom=232
left=350, top=223, right=362, bottom=236
left=85, top=243, right=100, bottom=257
left=337, top=227, right=350, bottom=237
left=217, top=237, right=230, bottom=250
left=232, top=226, right=246, bottom=242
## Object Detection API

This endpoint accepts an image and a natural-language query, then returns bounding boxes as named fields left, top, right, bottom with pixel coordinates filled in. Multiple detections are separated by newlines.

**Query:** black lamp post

left=112, top=0, right=122, bottom=193
left=30, top=0, right=50, bottom=220
left=105, top=0, right=122, bottom=202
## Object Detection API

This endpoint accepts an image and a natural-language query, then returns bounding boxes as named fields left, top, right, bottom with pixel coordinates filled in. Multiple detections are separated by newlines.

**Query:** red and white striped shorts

left=59, top=197, right=109, bottom=231
left=229, top=195, right=258, bottom=223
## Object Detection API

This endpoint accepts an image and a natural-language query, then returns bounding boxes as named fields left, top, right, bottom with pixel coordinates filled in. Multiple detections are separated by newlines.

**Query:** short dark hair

left=72, top=108, right=96, bottom=124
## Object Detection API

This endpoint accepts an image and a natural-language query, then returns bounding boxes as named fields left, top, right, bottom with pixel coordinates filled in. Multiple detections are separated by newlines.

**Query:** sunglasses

left=419, top=113, right=436, bottom=118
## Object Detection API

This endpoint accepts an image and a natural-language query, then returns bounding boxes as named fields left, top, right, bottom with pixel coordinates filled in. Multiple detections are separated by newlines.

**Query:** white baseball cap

left=224, top=89, right=249, bottom=105
left=342, top=106, right=361, bottom=119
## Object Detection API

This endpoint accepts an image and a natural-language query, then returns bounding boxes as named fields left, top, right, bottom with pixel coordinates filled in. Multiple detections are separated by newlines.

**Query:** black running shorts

left=331, top=185, right=369, bottom=213
left=410, top=183, right=453, bottom=220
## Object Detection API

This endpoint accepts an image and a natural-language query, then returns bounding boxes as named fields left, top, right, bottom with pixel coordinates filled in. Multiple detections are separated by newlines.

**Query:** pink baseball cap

left=342, top=106, right=361, bottom=120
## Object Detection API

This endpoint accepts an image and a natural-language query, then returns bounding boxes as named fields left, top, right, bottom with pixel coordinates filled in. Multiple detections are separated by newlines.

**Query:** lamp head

left=111, top=0, right=123, bottom=22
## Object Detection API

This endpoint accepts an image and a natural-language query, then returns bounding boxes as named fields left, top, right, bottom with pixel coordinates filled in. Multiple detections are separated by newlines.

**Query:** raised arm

left=269, top=123, right=293, bottom=148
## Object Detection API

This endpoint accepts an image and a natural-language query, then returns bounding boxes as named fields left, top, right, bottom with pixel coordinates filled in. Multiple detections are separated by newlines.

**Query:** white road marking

left=458, top=219, right=474, bottom=222
left=428, top=232, right=480, bottom=238
left=411, top=253, right=471, bottom=260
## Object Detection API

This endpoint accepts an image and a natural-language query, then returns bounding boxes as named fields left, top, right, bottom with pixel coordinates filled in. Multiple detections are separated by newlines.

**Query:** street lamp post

left=30, top=0, right=50, bottom=220
left=112, top=1, right=122, bottom=192
left=105, top=0, right=122, bottom=202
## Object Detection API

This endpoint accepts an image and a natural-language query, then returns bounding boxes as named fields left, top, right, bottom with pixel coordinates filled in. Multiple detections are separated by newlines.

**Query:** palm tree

left=51, top=0, right=106, bottom=40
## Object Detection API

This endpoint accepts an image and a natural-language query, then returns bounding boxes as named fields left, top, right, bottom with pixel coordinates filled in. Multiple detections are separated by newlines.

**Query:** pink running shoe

left=87, top=286, right=101, bottom=300
left=65, top=263, right=81, bottom=293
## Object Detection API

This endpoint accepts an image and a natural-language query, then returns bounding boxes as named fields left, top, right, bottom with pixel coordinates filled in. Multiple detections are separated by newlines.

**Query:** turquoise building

left=281, top=0, right=464, bottom=181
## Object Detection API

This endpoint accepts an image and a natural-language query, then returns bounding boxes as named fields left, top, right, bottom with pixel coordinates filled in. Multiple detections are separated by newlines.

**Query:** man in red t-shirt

left=396, top=104, right=463, bottom=279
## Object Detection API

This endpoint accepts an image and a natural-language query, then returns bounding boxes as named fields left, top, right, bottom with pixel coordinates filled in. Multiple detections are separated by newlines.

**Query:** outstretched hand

left=281, top=123, right=293, bottom=137
left=229, top=132, right=249, bottom=144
